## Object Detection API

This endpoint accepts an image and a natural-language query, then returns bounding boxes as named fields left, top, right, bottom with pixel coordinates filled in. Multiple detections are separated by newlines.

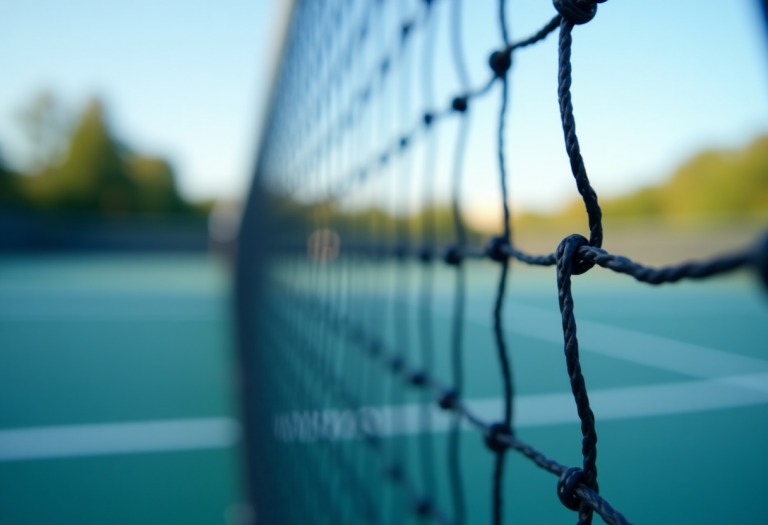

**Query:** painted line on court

left=273, top=373, right=768, bottom=442
left=0, top=293, right=226, bottom=322
left=0, top=417, right=240, bottom=462
left=456, top=299, right=768, bottom=379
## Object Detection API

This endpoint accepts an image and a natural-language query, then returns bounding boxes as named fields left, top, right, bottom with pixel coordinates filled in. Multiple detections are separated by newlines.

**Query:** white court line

left=0, top=305, right=223, bottom=322
left=273, top=373, right=768, bottom=442
left=11, top=375, right=766, bottom=459
left=0, top=417, right=240, bottom=462
left=453, top=299, right=768, bottom=379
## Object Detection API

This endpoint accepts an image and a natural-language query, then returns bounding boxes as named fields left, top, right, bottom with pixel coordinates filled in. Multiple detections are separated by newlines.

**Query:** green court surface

left=0, top=255, right=245, bottom=525
left=2, top=255, right=767, bottom=524
left=268, top=259, right=768, bottom=525
left=452, top=262, right=768, bottom=524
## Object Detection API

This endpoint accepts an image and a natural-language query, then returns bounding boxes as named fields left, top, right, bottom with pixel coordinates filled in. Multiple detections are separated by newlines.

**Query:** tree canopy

left=3, top=97, right=206, bottom=216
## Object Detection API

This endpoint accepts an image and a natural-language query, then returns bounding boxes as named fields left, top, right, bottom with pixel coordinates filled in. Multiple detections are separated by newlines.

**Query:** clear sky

left=1, top=0, right=767, bottom=218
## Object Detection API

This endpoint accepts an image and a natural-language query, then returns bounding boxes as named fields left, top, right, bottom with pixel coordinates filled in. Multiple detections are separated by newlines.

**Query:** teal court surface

left=1, top=254, right=767, bottom=524
left=0, top=256, right=244, bottom=525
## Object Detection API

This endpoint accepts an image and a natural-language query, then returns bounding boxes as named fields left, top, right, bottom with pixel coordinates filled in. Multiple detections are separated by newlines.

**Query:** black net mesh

left=235, top=1, right=768, bottom=524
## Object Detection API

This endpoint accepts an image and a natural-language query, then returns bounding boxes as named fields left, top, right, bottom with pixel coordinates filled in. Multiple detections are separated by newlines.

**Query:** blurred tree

left=657, top=136, right=768, bottom=216
left=16, top=91, right=68, bottom=172
left=547, top=134, right=768, bottom=224
left=0, top=148, right=22, bottom=205
left=17, top=96, right=200, bottom=216
left=125, top=155, right=189, bottom=214
left=50, top=98, right=137, bottom=214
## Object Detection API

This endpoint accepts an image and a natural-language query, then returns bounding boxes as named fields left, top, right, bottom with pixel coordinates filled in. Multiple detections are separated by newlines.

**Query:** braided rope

left=239, top=1, right=768, bottom=524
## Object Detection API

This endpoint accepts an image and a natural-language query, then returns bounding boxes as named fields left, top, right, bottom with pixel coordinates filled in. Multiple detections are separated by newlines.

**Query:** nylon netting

left=235, top=1, right=768, bottom=524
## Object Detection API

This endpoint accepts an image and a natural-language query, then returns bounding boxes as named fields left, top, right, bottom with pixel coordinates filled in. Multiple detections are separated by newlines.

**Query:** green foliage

left=126, top=155, right=189, bottom=214
left=523, top=135, right=768, bottom=228
left=600, top=136, right=768, bottom=219
left=8, top=96, right=205, bottom=217
left=0, top=156, right=22, bottom=205
left=268, top=195, right=483, bottom=246
left=53, top=99, right=135, bottom=213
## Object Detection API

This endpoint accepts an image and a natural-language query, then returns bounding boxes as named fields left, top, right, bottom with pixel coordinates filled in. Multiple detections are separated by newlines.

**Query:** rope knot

left=556, top=467, right=584, bottom=511
left=553, top=0, right=604, bottom=25
left=483, top=422, right=512, bottom=453
left=414, top=498, right=433, bottom=516
left=409, top=370, right=428, bottom=386
left=485, top=236, right=510, bottom=263
left=444, top=246, right=462, bottom=266
left=556, top=234, right=594, bottom=275
left=438, top=389, right=458, bottom=409
left=386, top=462, right=403, bottom=481
left=489, top=50, right=512, bottom=78
left=401, top=21, right=413, bottom=42
left=389, top=355, right=404, bottom=373
left=452, top=96, right=468, bottom=112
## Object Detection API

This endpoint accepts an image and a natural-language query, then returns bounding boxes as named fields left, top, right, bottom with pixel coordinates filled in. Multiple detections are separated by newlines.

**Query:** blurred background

left=0, top=0, right=767, bottom=524
left=0, top=1, right=285, bottom=524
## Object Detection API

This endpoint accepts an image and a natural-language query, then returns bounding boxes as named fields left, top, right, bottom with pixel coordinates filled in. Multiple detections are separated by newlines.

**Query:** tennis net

left=235, top=1, right=768, bottom=524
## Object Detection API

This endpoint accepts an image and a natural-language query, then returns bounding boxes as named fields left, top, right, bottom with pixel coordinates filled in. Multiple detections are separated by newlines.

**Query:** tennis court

left=261, top=255, right=768, bottom=525
left=0, top=255, right=245, bottom=525
left=2, top=252, right=760, bottom=524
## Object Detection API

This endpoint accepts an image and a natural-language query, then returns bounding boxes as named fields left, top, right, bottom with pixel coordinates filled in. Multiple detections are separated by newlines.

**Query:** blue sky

left=0, top=0, right=282, bottom=201
left=1, top=0, right=766, bottom=220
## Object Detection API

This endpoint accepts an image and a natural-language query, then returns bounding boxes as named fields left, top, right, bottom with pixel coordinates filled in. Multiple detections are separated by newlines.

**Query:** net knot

left=557, top=467, right=584, bottom=511
left=485, top=236, right=510, bottom=263
left=755, top=231, right=768, bottom=291
left=556, top=234, right=594, bottom=275
left=389, top=355, right=405, bottom=373
left=399, top=136, right=409, bottom=149
left=438, top=389, right=458, bottom=409
left=452, top=96, right=468, bottom=113
left=423, top=112, right=434, bottom=126
left=419, top=247, right=433, bottom=263
left=409, top=370, right=428, bottom=386
left=553, top=0, right=604, bottom=25
left=386, top=462, right=404, bottom=481
left=483, top=422, right=512, bottom=453
left=401, top=21, right=413, bottom=41
left=489, top=50, right=512, bottom=78
left=444, top=246, right=462, bottom=266
left=414, top=498, right=433, bottom=516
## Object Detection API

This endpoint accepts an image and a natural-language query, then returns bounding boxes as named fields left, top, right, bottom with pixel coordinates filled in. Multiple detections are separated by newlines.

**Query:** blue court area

left=0, top=255, right=245, bottom=525
left=1, top=255, right=767, bottom=524
left=451, top=262, right=768, bottom=524
left=269, top=258, right=768, bottom=525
